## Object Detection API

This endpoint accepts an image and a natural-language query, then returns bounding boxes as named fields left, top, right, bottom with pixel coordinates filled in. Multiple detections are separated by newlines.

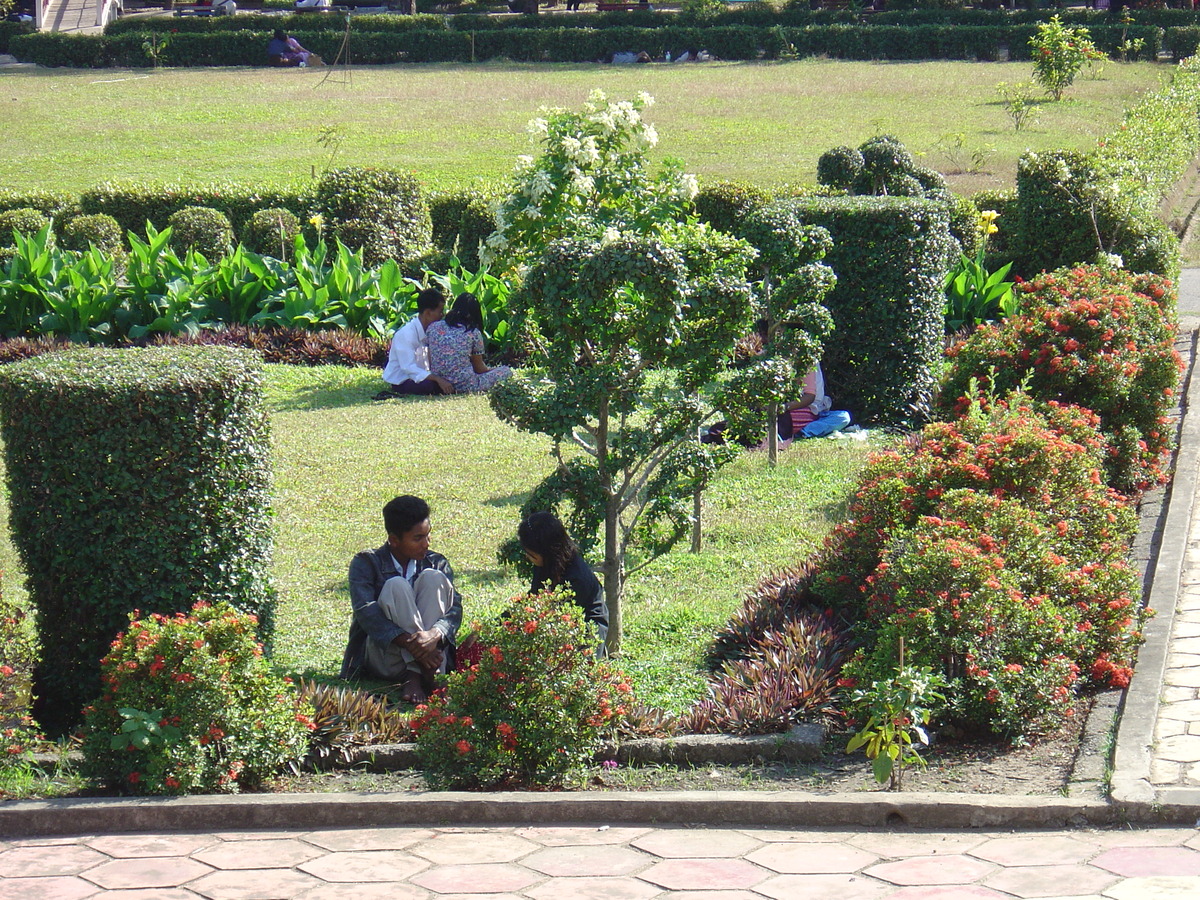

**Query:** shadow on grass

left=483, top=492, right=528, bottom=509
left=271, top=383, right=378, bottom=413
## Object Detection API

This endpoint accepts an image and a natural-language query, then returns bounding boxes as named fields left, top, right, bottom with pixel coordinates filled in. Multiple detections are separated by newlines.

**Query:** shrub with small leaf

left=1030, top=16, right=1104, bottom=101
left=81, top=601, right=313, bottom=795
left=1, top=589, right=43, bottom=787
left=242, top=208, right=301, bottom=260
left=413, top=590, right=628, bottom=789
left=166, top=206, right=233, bottom=260
left=61, top=214, right=124, bottom=256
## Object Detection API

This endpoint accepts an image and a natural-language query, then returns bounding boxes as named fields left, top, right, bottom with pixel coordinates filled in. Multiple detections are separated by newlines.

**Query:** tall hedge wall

left=79, top=181, right=313, bottom=237
left=784, top=196, right=952, bottom=426
left=0, top=347, right=275, bottom=735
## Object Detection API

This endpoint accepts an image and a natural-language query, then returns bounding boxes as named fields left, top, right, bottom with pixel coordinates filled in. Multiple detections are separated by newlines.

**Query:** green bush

left=62, top=213, right=125, bottom=256
left=81, top=601, right=312, bottom=795
left=0, top=347, right=275, bottom=735
left=242, top=208, right=302, bottom=260
left=413, top=590, right=627, bottom=789
left=971, top=188, right=1018, bottom=265
left=1, top=586, right=42, bottom=780
left=782, top=195, right=953, bottom=426
left=694, top=181, right=772, bottom=236
left=80, top=180, right=310, bottom=237
left=428, top=189, right=497, bottom=271
left=0, top=208, right=51, bottom=248
left=939, top=264, right=1180, bottom=492
left=167, top=206, right=234, bottom=260
left=314, top=167, right=432, bottom=266
left=0, top=189, right=77, bottom=220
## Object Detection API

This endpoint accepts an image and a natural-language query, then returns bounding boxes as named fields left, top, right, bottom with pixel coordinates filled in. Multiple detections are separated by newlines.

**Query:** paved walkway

left=2, top=824, right=1200, bottom=899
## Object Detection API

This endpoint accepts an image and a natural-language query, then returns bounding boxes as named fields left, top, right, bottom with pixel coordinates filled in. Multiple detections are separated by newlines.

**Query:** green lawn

left=0, top=364, right=872, bottom=713
left=1, top=60, right=1166, bottom=196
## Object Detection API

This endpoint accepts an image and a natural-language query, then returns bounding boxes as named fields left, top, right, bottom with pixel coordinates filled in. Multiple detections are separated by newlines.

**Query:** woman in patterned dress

left=426, top=293, right=513, bottom=393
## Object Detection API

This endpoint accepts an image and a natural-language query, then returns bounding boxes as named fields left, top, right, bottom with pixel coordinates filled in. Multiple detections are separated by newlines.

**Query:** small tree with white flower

left=482, top=90, right=699, bottom=269
left=489, top=93, right=765, bottom=654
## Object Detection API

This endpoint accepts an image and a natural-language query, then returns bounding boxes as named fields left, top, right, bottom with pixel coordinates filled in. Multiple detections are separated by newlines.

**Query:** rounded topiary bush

left=0, top=207, right=51, bottom=248
left=429, top=190, right=498, bottom=271
left=62, top=214, right=125, bottom=255
left=167, top=206, right=234, bottom=260
left=314, top=167, right=432, bottom=266
left=816, top=146, right=863, bottom=191
left=694, top=181, right=772, bottom=236
left=0, top=347, right=275, bottom=735
left=242, top=207, right=301, bottom=260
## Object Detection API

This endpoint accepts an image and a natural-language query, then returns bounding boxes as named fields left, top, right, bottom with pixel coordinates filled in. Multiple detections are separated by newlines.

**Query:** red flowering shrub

left=819, top=394, right=1123, bottom=611
left=81, top=601, right=312, bottom=795
left=413, top=591, right=628, bottom=789
left=844, top=491, right=1143, bottom=739
left=939, top=264, right=1181, bottom=492
left=1, top=592, right=43, bottom=781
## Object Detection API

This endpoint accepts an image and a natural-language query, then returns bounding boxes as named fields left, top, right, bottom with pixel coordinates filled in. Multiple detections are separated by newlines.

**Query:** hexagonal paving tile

left=865, top=854, right=996, bottom=886
left=654, top=893, right=768, bottom=900
left=85, top=834, right=217, bottom=859
left=297, top=850, right=430, bottom=883
left=299, top=828, right=435, bottom=852
left=0, top=875, right=99, bottom=900
left=755, top=872, right=892, bottom=900
left=522, top=845, right=649, bottom=877
left=188, top=867, right=323, bottom=900
left=1102, top=875, right=1200, bottom=899
left=193, top=840, right=323, bottom=871
left=886, top=886, right=1009, bottom=899
left=746, top=842, right=877, bottom=875
left=408, top=833, right=539, bottom=865
left=969, top=836, right=1098, bottom=868
left=0, top=844, right=108, bottom=877
left=737, top=830, right=859, bottom=844
left=980, top=864, right=1118, bottom=898
left=5, top=837, right=92, bottom=848
left=525, top=876, right=661, bottom=900
left=294, top=882, right=430, bottom=900
left=513, top=826, right=651, bottom=847
left=433, top=895, right=525, bottom=900
left=639, top=858, right=768, bottom=891
left=81, top=856, right=213, bottom=890
left=1090, top=829, right=1194, bottom=850
left=410, top=863, right=541, bottom=894
left=1092, top=847, right=1200, bottom=878
left=631, top=829, right=762, bottom=860
left=84, top=891, right=200, bottom=900
left=847, top=832, right=989, bottom=858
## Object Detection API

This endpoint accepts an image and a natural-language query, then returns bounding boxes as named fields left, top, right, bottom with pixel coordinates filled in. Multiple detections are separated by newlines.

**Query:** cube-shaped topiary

left=314, top=167, right=432, bottom=267
left=0, top=347, right=274, bottom=735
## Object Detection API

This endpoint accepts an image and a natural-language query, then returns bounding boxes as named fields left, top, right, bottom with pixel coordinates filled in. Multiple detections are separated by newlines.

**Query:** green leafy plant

left=943, top=209, right=1017, bottom=333
left=423, top=257, right=513, bottom=354
left=81, top=601, right=313, bottom=795
left=996, top=82, right=1040, bottom=132
left=846, top=642, right=946, bottom=790
left=412, top=590, right=628, bottom=789
left=1029, top=16, right=1104, bottom=102
left=1, top=588, right=43, bottom=792
left=141, top=33, right=169, bottom=69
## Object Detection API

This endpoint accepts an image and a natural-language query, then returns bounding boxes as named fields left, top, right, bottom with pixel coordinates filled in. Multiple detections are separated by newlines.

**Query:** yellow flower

left=980, top=209, right=999, bottom=236
left=309, top=214, right=325, bottom=229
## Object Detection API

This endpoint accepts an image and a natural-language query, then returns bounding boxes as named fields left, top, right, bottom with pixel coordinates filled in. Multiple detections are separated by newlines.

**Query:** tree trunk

left=767, top=400, right=779, bottom=467
left=690, top=488, right=702, bottom=552
left=603, top=493, right=623, bottom=656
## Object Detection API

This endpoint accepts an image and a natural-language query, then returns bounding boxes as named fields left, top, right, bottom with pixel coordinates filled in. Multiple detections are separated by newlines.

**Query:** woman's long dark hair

left=444, top=292, right=483, bottom=332
left=518, top=511, right=577, bottom=584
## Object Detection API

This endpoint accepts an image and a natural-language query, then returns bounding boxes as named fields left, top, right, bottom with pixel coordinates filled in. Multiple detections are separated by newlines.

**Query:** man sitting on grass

left=340, top=495, right=463, bottom=703
left=379, top=288, right=456, bottom=397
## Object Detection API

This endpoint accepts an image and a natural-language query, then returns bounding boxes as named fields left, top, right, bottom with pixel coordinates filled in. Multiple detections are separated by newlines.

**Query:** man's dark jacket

left=340, top=544, right=462, bottom=679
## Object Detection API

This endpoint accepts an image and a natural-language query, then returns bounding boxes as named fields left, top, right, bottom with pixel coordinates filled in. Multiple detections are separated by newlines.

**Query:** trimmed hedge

left=80, top=180, right=311, bottom=238
left=783, top=195, right=953, bottom=427
left=0, top=189, right=79, bottom=220
left=428, top=188, right=498, bottom=270
left=0, top=347, right=274, bottom=735
left=0, top=20, right=34, bottom=55
left=10, top=22, right=1166, bottom=67
left=314, top=167, right=431, bottom=266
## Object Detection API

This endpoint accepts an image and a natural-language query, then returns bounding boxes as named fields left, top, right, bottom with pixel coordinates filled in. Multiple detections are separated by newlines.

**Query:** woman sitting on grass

left=518, top=512, right=608, bottom=646
left=427, top=292, right=513, bottom=394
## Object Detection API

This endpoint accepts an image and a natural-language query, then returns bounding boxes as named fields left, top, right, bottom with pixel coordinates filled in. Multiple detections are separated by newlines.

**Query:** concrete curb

left=1110, top=318, right=1200, bottom=812
left=0, top=790, right=1121, bottom=837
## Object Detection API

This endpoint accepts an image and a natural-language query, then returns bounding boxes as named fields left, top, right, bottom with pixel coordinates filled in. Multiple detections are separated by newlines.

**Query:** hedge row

left=11, top=23, right=1167, bottom=67
left=101, top=6, right=1200, bottom=36
left=0, top=20, right=34, bottom=54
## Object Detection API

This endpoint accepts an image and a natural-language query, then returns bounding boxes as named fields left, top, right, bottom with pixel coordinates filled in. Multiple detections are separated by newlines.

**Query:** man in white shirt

left=382, top=288, right=455, bottom=396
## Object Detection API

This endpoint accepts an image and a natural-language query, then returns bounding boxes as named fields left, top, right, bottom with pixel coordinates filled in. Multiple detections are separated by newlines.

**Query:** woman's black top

left=531, top=551, right=608, bottom=631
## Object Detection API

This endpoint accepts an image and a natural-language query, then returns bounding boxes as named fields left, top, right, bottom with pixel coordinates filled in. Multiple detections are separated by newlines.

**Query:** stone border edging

left=1110, top=317, right=1200, bottom=815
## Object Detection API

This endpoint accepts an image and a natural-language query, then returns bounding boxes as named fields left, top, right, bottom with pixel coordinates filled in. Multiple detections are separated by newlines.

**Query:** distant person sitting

left=341, top=495, right=463, bottom=704
left=776, top=363, right=852, bottom=440
left=267, top=28, right=312, bottom=67
left=427, top=292, right=513, bottom=394
left=380, top=288, right=456, bottom=397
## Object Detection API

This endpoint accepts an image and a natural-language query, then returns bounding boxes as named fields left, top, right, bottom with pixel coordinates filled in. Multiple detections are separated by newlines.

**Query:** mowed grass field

left=0, top=366, right=873, bottom=712
left=0, top=59, right=1168, bottom=195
